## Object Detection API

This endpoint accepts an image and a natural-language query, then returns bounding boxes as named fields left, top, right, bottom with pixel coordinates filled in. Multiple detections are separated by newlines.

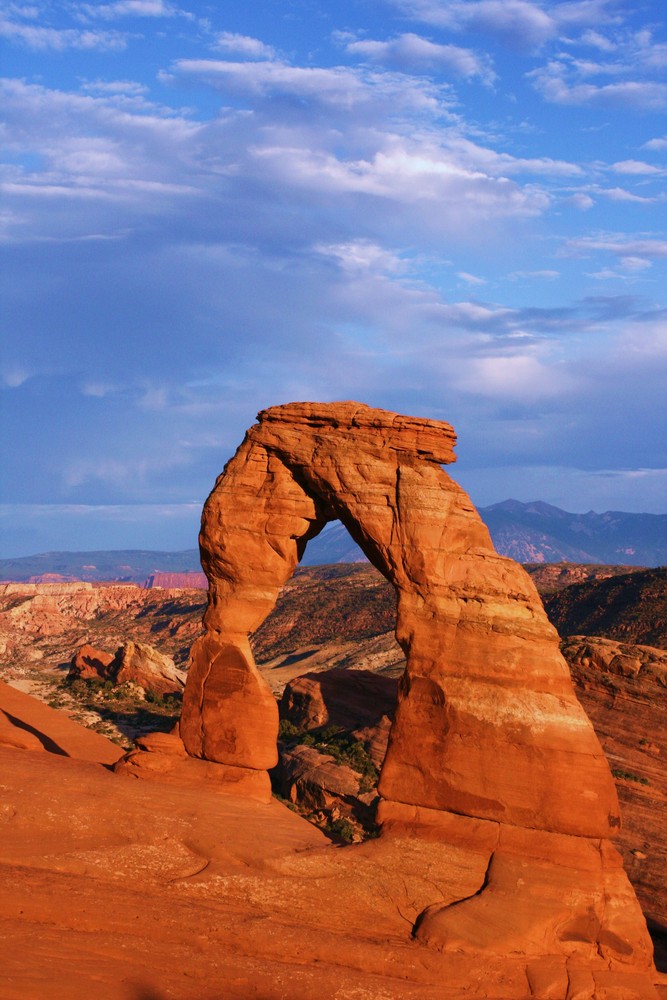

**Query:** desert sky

left=1, top=0, right=666, bottom=555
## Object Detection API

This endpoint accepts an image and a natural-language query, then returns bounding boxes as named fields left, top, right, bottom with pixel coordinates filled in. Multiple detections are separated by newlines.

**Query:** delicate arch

left=181, top=402, right=619, bottom=839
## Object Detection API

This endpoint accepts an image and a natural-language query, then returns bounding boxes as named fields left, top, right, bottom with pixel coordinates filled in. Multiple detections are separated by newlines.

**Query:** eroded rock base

left=379, top=801, right=657, bottom=996
left=1, top=745, right=661, bottom=1000
left=114, top=730, right=272, bottom=802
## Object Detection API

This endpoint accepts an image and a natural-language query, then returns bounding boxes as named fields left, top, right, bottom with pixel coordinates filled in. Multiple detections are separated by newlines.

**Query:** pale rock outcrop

left=171, top=401, right=656, bottom=990
left=112, top=641, right=185, bottom=697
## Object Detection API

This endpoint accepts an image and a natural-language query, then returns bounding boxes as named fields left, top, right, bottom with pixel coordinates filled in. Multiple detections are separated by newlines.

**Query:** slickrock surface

left=0, top=721, right=663, bottom=1000
left=0, top=679, right=124, bottom=764
left=2, top=560, right=665, bottom=980
left=173, top=401, right=657, bottom=992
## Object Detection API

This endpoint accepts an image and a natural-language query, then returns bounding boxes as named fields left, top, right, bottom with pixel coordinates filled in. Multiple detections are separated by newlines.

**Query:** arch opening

left=249, top=523, right=404, bottom=841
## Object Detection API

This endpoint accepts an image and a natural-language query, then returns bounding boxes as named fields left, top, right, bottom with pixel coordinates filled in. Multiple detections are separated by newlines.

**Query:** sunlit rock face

left=178, top=401, right=656, bottom=986
left=181, top=401, right=617, bottom=838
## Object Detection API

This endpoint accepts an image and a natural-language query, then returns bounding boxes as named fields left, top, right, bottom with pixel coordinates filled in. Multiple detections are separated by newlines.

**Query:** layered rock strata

left=176, top=401, right=656, bottom=989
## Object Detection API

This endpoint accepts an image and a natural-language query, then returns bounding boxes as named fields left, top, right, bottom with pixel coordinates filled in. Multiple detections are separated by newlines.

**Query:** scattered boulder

left=280, top=668, right=397, bottom=733
left=68, top=640, right=186, bottom=698
left=275, top=744, right=361, bottom=811
left=112, top=641, right=185, bottom=698
left=68, top=643, right=115, bottom=683
left=562, top=635, right=667, bottom=687
left=279, top=669, right=397, bottom=774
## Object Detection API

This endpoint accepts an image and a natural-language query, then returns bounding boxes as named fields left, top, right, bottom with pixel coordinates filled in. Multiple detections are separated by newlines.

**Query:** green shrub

left=611, top=767, right=649, bottom=786
left=328, top=817, right=356, bottom=843
left=278, top=718, right=302, bottom=741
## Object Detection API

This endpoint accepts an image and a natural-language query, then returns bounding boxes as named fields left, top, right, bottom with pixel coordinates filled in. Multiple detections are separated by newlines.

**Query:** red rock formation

left=174, top=401, right=656, bottom=989
left=182, top=403, right=617, bottom=832
left=67, top=640, right=186, bottom=697
left=280, top=668, right=397, bottom=734
left=115, top=728, right=271, bottom=801
left=69, top=643, right=115, bottom=682
left=276, top=744, right=362, bottom=811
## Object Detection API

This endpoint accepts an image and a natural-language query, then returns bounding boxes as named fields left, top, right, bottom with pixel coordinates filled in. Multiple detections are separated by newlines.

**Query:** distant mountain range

left=299, top=500, right=667, bottom=568
left=0, top=501, right=664, bottom=582
left=477, top=500, right=667, bottom=567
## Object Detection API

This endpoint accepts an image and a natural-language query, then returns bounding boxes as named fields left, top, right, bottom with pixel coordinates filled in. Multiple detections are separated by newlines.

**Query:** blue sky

left=1, top=0, right=666, bottom=557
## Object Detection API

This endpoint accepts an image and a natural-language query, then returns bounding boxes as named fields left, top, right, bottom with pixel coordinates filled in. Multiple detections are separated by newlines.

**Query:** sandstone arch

left=176, top=402, right=658, bottom=982
left=181, top=401, right=618, bottom=838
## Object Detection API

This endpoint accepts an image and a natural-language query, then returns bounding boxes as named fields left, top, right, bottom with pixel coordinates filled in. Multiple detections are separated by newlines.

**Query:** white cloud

left=417, top=133, right=582, bottom=178
left=314, top=241, right=407, bottom=274
left=508, top=269, right=559, bottom=280
left=577, top=29, right=617, bottom=53
left=345, top=33, right=495, bottom=83
left=78, top=0, right=179, bottom=20
left=596, top=186, right=655, bottom=203
left=81, top=381, right=115, bottom=397
left=169, top=58, right=445, bottom=112
left=2, top=367, right=32, bottom=387
left=393, top=0, right=557, bottom=51
left=0, top=16, right=126, bottom=50
left=529, top=26, right=667, bottom=111
left=566, top=192, right=595, bottom=209
left=0, top=67, right=564, bottom=253
left=81, top=79, right=149, bottom=96
left=619, top=256, right=652, bottom=272
left=453, top=353, right=576, bottom=401
left=213, top=32, right=275, bottom=60
left=248, top=140, right=551, bottom=224
left=0, top=78, right=202, bottom=225
left=531, top=63, right=667, bottom=109
left=64, top=450, right=190, bottom=489
left=563, top=234, right=667, bottom=259
left=393, top=0, right=636, bottom=58
left=457, top=270, right=487, bottom=285
left=611, top=159, right=663, bottom=175
left=643, top=136, right=667, bottom=151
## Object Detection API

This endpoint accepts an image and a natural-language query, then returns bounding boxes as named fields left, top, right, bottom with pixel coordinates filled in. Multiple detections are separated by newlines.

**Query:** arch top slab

left=181, top=401, right=620, bottom=840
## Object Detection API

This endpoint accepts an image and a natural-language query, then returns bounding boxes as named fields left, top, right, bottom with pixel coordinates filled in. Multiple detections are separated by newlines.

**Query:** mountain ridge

left=0, top=500, right=665, bottom=581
